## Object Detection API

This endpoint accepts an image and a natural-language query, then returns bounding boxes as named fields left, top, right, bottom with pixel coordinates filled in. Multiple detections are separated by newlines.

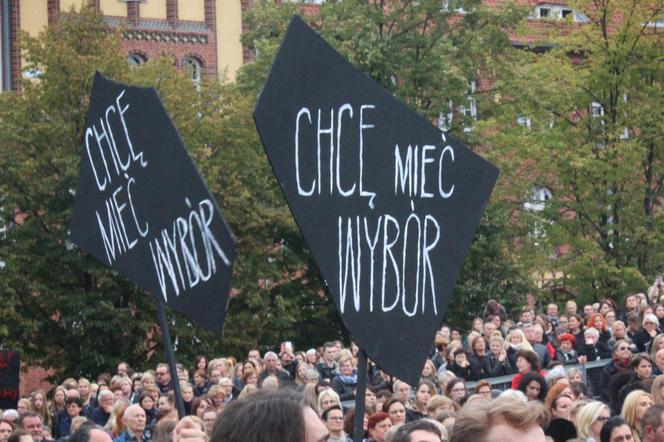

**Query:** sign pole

left=353, top=349, right=368, bottom=442
left=156, top=299, right=186, bottom=419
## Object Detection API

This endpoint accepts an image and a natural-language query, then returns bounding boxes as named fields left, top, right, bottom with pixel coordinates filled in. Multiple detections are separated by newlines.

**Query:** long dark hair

left=517, top=372, right=547, bottom=401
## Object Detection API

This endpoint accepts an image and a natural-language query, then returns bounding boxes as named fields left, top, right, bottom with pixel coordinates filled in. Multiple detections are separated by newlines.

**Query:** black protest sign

left=254, top=16, right=499, bottom=385
left=71, top=73, right=236, bottom=333
left=0, top=351, right=20, bottom=410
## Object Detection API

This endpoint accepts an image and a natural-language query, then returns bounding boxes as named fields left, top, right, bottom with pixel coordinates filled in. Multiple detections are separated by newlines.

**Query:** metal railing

left=466, top=358, right=611, bottom=396
left=340, top=359, right=611, bottom=408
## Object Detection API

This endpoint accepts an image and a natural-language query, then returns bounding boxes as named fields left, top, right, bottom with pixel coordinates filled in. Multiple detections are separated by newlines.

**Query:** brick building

left=0, top=0, right=244, bottom=91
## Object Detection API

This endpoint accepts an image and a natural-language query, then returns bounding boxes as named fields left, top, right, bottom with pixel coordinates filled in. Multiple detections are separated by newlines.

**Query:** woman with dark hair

left=191, top=369, right=210, bottom=397
left=191, top=395, right=216, bottom=418
left=212, top=389, right=328, bottom=442
left=444, top=378, right=467, bottom=404
left=382, top=398, right=406, bottom=426
left=193, top=355, right=208, bottom=376
left=510, top=350, right=544, bottom=389
left=517, top=372, right=548, bottom=402
left=600, top=416, right=633, bottom=442
left=449, top=349, right=472, bottom=380
left=138, top=392, right=157, bottom=438
left=410, top=380, right=436, bottom=420
left=468, top=336, right=491, bottom=381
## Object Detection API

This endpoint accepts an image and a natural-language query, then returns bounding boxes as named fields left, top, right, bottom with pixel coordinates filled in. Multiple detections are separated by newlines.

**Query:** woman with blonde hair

left=621, top=389, right=653, bottom=442
left=652, top=375, right=664, bottom=405
left=77, top=378, right=92, bottom=407
left=302, top=383, right=318, bottom=410
left=420, top=359, right=437, bottom=384
left=317, top=389, right=342, bottom=414
left=237, top=384, right=257, bottom=400
left=576, top=401, right=610, bottom=441
left=505, top=329, right=534, bottom=373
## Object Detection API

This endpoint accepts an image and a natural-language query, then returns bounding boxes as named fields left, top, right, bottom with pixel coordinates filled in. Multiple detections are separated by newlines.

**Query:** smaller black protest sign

left=0, top=351, right=20, bottom=410
left=254, top=16, right=499, bottom=385
left=71, top=73, right=236, bottom=333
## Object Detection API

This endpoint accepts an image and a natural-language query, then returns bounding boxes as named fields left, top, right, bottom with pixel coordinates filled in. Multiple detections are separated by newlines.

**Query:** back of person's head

left=152, top=418, right=176, bottom=442
left=8, top=429, right=30, bottom=442
left=391, top=419, right=443, bottom=442
left=69, top=422, right=103, bottom=442
left=449, top=395, right=543, bottom=442
left=211, top=390, right=307, bottom=442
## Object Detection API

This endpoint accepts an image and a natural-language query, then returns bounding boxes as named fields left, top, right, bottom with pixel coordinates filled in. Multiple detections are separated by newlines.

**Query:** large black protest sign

left=0, top=351, right=20, bottom=410
left=254, top=16, right=498, bottom=385
left=71, top=73, right=236, bottom=333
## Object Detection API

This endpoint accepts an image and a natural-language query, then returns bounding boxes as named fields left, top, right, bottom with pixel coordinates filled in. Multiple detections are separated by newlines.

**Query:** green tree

left=0, top=7, right=340, bottom=378
left=482, top=0, right=664, bottom=303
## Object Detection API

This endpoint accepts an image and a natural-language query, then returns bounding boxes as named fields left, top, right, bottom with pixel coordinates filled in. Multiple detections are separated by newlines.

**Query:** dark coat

left=331, top=374, right=357, bottom=401
left=487, top=354, right=512, bottom=377
left=468, top=354, right=491, bottom=381
left=554, top=349, right=579, bottom=365
left=598, top=358, right=632, bottom=403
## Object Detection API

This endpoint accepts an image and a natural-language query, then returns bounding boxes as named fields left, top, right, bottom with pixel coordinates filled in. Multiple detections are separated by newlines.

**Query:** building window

left=438, top=100, right=453, bottom=132
left=459, top=80, right=477, bottom=119
left=533, top=4, right=589, bottom=22
left=524, top=186, right=553, bottom=212
left=182, top=56, right=203, bottom=85
left=590, top=101, right=604, bottom=118
left=459, top=80, right=477, bottom=133
left=127, top=53, right=147, bottom=67
left=517, top=116, right=532, bottom=128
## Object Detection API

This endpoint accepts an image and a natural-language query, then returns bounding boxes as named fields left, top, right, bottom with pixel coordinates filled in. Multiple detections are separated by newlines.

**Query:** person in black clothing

left=191, top=369, right=210, bottom=397
left=634, top=314, right=661, bottom=353
left=449, top=349, right=472, bottom=380
left=468, top=336, right=491, bottom=381
left=316, top=342, right=339, bottom=382
left=598, top=339, right=634, bottom=403
left=138, top=393, right=157, bottom=438
left=258, top=352, right=292, bottom=387
left=555, top=333, right=579, bottom=365
left=487, top=337, right=511, bottom=377
left=90, top=391, right=113, bottom=427
left=577, top=327, right=611, bottom=362
left=331, top=355, right=357, bottom=402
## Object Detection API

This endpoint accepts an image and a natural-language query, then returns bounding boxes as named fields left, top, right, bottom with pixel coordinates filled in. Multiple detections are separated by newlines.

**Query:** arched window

left=182, top=56, right=203, bottom=85
left=127, top=53, right=147, bottom=67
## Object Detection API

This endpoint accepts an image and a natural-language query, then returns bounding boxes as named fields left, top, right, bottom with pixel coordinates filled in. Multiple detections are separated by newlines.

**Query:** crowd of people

left=4, top=281, right=664, bottom=441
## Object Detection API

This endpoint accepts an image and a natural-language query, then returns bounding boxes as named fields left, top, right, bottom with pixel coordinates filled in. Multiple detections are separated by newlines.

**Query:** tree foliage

left=0, top=0, right=544, bottom=378
left=0, top=7, right=340, bottom=378
left=483, top=0, right=664, bottom=304
left=239, top=0, right=534, bottom=325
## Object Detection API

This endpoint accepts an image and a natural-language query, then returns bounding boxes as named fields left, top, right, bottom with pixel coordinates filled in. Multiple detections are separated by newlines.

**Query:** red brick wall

left=20, top=366, right=55, bottom=399
left=119, top=21, right=218, bottom=78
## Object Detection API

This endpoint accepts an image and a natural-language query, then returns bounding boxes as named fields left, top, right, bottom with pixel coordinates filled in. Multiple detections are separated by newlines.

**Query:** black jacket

left=468, top=354, right=491, bottom=381
left=331, top=374, right=357, bottom=401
